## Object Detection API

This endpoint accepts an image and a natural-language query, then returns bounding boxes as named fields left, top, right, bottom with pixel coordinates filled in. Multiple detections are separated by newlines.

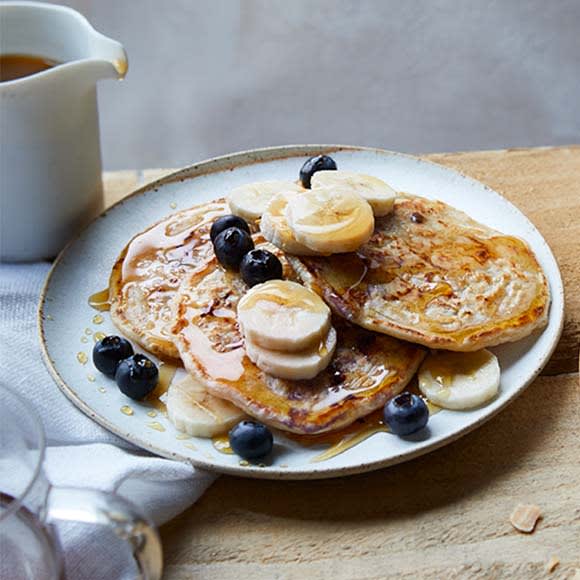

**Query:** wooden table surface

left=104, top=147, right=580, bottom=579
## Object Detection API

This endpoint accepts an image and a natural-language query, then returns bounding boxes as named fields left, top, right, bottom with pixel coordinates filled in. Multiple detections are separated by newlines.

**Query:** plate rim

left=38, top=144, right=565, bottom=480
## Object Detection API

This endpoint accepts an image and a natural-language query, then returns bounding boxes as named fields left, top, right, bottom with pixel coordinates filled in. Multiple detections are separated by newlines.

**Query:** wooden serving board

left=103, top=146, right=580, bottom=579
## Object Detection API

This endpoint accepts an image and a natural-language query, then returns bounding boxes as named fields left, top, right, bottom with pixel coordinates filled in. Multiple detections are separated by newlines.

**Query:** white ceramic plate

left=39, top=145, right=564, bottom=480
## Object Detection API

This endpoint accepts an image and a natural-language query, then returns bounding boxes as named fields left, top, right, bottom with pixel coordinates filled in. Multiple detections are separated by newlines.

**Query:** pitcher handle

left=46, top=487, right=162, bottom=580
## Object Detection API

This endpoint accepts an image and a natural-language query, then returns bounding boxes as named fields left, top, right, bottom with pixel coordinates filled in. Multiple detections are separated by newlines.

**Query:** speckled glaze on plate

left=38, top=145, right=564, bottom=480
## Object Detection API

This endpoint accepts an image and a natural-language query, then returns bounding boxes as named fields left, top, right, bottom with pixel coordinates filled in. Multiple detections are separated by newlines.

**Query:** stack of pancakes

left=108, top=195, right=549, bottom=434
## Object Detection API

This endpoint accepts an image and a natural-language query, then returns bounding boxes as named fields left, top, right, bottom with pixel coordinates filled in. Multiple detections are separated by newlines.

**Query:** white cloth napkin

left=0, top=263, right=217, bottom=579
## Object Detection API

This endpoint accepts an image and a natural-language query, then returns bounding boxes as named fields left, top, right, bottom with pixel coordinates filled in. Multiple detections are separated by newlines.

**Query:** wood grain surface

left=103, top=146, right=580, bottom=579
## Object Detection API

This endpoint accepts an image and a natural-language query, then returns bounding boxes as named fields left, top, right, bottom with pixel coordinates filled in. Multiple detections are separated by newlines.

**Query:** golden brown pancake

left=109, top=200, right=229, bottom=359
left=170, top=236, right=425, bottom=434
left=289, top=196, right=550, bottom=351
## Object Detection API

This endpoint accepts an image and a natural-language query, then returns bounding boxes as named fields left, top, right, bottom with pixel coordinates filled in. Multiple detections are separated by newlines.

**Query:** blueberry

left=228, top=420, right=273, bottom=460
left=92, top=335, right=134, bottom=377
left=299, top=154, right=338, bottom=188
left=240, top=249, right=283, bottom=287
left=210, top=214, right=251, bottom=243
left=213, top=227, right=254, bottom=270
left=115, top=354, right=159, bottom=401
left=383, top=392, right=429, bottom=436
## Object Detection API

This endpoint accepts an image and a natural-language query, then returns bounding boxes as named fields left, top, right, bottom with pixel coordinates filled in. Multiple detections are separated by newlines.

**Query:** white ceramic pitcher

left=0, top=2, right=127, bottom=262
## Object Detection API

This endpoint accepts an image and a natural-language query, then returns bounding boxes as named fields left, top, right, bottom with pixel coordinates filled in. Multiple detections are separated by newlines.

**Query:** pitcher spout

left=71, top=12, right=127, bottom=81
left=87, top=32, right=128, bottom=80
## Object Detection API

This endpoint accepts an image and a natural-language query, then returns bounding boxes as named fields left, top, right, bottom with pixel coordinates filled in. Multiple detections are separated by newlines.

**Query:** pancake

left=289, top=195, right=550, bottom=352
left=170, top=236, right=425, bottom=434
left=109, top=199, right=229, bottom=359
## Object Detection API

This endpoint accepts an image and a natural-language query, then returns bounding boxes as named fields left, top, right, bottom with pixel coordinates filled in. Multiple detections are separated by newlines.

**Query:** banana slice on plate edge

left=166, top=374, right=246, bottom=437
left=418, top=349, right=500, bottom=410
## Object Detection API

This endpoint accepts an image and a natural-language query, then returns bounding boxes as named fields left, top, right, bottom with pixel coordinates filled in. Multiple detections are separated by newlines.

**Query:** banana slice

left=260, top=192, right=321, bottom=256
left=285, top=187, right=374, bottom=254
left=418, top=349, right=500, bottom=410
left=311, top=170, right=397, bottom=216
left=238, top=280, right=330, bottom=352
left=227, top=180, right=303, bottom=222
left=245, top=326, right=337, bottom=380
left=167, top=375, right=246, bottom=437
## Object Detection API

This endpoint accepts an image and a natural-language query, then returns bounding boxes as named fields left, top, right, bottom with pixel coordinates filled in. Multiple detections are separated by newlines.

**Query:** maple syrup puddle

left=88, top=288, right=110, bottom=312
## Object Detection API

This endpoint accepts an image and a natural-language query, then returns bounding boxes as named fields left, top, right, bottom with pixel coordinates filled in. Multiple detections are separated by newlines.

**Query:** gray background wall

left=42, top=1, right=580, bottom=169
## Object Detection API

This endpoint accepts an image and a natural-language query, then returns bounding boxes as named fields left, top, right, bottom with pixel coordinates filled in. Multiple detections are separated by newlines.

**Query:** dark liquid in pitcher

left=0, top=54, right=60, bottom=82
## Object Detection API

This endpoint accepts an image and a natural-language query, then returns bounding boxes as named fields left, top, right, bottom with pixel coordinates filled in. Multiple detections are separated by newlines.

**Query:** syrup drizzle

left=120, top=204, right=225, bottom=285
left=180, top=320, right=245, bottom=382
left=88, top=288, right=110, bottom=311
left=283, top=410, right=388, bottom=463
left=145, top=361, right=178, bottom=414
